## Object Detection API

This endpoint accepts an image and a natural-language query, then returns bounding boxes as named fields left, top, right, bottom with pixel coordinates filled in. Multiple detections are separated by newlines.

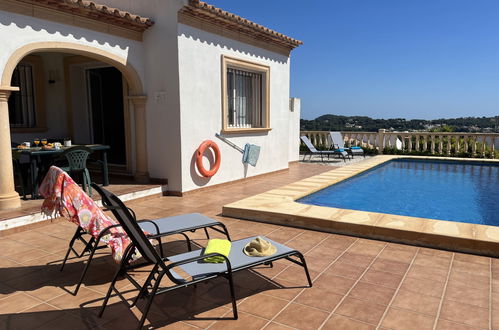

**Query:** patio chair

left=329, top=131, right=365, bottom=158
left=12, top=149, right=31, bottom=199
left=97, top=187, right=312, bottom=329
left=300, top=136, right=350, bottom=162
left=58, top=146, right=93, bottom=196
left=60, top=183, right=230, bottom=296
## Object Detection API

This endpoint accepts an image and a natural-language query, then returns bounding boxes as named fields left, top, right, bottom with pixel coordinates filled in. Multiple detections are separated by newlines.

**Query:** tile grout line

left=431, top=252, right=455, bottom=330
left=374, top=247, right=420, bottom=330
left=489, top=258, right=492, bottom=330
left=257, top=237, right=361, bottom=330
left=317, top=241, right=390, bottom=330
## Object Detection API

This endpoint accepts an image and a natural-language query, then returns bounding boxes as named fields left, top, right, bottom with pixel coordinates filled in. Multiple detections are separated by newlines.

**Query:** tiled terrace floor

left=0, top=162, right=498, bottom=329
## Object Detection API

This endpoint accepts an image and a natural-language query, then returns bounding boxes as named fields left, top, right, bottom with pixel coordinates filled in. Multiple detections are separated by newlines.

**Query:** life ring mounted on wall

left=196, top=140, right=221, bottom=177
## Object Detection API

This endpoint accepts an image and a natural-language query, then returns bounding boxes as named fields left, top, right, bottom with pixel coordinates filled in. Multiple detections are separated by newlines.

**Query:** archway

left=0, top=42, right=149, bottom=210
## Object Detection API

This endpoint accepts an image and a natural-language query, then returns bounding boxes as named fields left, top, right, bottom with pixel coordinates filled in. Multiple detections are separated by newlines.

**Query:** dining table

left=12, top=144, right=110, bottom=199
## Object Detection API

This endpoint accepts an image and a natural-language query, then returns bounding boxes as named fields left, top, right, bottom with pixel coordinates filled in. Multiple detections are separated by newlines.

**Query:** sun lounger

left=39, top=166, right=229, bottom=296
left=300, top=135, right=350, bottom=162
left=96, top=185, right=312, bottom=329
left=329, top=131, right=365, bottom=157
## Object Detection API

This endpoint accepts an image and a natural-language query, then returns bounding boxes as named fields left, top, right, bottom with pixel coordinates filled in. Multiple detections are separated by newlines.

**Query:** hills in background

left=300, top=115, right=499, bottom=133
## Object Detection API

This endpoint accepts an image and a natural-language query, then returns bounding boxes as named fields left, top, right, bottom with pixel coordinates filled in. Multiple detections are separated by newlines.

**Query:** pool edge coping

left=222, top=155, right=499, bottom=257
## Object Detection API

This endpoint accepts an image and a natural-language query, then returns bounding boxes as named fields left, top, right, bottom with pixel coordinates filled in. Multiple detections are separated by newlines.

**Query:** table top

left=12, top=144, right=110, bottom=155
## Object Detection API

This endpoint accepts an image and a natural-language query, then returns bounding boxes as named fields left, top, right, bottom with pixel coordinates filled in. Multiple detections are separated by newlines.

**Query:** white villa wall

left=93, top=0, right=186, bottom=189
left=288, top=97, right=301, bottom=162
left=177, top=23, right=292, bottom=192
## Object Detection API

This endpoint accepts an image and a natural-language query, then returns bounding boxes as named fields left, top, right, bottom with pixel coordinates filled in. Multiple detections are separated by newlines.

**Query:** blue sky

left=208, top=0, right=499, bottom=120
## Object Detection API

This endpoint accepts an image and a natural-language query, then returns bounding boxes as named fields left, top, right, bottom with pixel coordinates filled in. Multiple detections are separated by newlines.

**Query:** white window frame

left=221, top=55, right=270, bottom=134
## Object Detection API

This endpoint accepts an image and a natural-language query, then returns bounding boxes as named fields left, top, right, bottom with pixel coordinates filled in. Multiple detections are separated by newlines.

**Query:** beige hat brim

left=243, top=238, right=277, bottom=257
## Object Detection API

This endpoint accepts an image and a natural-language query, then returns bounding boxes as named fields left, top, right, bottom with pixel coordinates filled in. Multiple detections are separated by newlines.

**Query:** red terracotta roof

left=182, top=0, right=302, bottom=50
left=29, top=0, right=154, bottom=31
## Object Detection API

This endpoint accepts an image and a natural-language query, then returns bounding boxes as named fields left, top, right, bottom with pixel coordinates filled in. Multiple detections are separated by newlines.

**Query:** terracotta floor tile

left=391, top=289, right=441, bottom=316
left=492, top=312, right=499, bottom=329
left=413, top=254, right=451, bottom=270
left=318, top=234, right=357, bottom=251
left=274, top=302, right=329, bottom=329
left=370, top=258, right=410, bottom=275
left=209, top=311, right=269, bottom=330
left=453, top=252, right=490, bottom=266
left=444, top=282, right=489, bottom=308
left=348, top=282, right=395, bottom=306
left=263, top=322, right=295, bottom=330
left=305, top=244, right=344, bottom=261
left=378, top=248, right=416, bottom=264
left=326, top=260, right=366, bottom=280
left=300, top=254, right=333, bottom=273
left=439, top=300, right=489, bottom=329
left=360, top=268, right=403, bottom=289
left=435, top=319, right=484, bottom=330
left=251, top=262, right=288, bottom=279
left=261, top=279, right=305, bottom=301
left=335, top=297, right=386, bottom=325
left=322, top=314, right=376, bottom=330
left=381, top=307, right=435, bottom=330
left=294, top=286, right=343, bottom=311
left=1, top=303, right=62, bottom=330
left=448, top=269, right=490, bottom=290
left=0, top=292, right=41, bottom=314
left=337, top=252, right=374, bottom=268
left=406, top=264, right=449, bottom=282
left=400, top=276, right=446, bottom=298
left=348, top=240, right=386, bottom=256
left=313, top=273, right=356, bottom=295
left=237, top=294, right=288, bottom=320
left=452, top=260, right=490, bottom=277
left=274, top=265, right=318, bottom=286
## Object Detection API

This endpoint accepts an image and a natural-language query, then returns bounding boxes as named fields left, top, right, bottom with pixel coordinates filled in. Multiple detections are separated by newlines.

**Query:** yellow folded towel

left=203, top=239, right=231, bottom=263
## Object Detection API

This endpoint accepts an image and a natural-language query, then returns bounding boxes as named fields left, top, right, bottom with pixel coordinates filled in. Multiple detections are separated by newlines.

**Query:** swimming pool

left=298, top=159, right=499, bottom=226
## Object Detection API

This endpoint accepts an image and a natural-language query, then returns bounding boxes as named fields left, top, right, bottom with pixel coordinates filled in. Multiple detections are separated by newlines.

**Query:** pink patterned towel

left=39, top=166, right=131, bottom=262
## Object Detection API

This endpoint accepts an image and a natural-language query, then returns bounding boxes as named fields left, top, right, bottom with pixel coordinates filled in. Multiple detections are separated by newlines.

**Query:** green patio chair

left=58, top=146, right=93, bottom=196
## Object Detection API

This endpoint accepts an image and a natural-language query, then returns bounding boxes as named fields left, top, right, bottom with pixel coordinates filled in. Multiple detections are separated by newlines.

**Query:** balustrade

left=300, top=130, right=499, bottom=159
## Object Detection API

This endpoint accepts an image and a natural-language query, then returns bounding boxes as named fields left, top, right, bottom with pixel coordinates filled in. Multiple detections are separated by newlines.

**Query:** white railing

left=300, top=129, right=499, bottom=158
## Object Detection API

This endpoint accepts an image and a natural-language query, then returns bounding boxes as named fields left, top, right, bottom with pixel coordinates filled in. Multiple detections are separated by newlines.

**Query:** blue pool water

left=298, top=159, right=499, bottom=225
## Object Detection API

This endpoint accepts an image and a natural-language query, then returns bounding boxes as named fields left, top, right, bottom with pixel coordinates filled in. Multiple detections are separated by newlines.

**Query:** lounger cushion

left=168, top=236, right=295, bottom=281
left=138, top=213, right=219, bottom=235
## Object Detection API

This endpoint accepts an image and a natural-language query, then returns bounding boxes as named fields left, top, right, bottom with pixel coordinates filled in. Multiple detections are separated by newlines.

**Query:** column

left=0, top=87, right=21, bottom=209
left=129, top=96, right=149, bottom=183
left=377, top=129, right=386, bottom=154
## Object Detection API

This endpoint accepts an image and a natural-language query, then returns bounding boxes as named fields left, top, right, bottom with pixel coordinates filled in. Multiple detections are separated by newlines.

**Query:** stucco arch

left=1, top=41, right=144, bottom=95
left=0, top=40, right=149, bottom=210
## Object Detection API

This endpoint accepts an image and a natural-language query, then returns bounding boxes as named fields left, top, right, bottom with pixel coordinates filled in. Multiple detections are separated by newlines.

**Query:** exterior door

left=86, top=67, right=126, bottom=165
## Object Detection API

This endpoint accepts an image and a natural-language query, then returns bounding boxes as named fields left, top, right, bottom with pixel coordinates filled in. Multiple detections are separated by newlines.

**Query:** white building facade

left=0, top=0, right=302, bottom=209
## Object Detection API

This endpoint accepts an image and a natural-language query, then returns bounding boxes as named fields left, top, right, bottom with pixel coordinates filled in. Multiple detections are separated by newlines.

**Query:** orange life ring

left=196, top=140, right=221, bottom=177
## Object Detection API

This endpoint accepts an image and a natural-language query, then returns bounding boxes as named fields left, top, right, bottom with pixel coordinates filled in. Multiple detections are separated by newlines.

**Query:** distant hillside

left=300, top=115, right=499, bottom=133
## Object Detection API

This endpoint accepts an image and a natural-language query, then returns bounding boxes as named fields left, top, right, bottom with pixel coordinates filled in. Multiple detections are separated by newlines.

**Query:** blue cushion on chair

left=351, top=146, right=362, bottom=149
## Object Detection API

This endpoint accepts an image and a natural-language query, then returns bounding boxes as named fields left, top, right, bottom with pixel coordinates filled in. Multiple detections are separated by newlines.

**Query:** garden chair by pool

left=97, top=185, right=312, bottom=329
left=300, top=135, right=350, bottom=162
left=329, top=131, right=365, bottom=158
left=39, top=166, right=230, bottom=295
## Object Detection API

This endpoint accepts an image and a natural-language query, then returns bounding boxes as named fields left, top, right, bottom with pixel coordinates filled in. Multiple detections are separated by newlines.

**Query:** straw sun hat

left=243, top=237, right=276, bottom=257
